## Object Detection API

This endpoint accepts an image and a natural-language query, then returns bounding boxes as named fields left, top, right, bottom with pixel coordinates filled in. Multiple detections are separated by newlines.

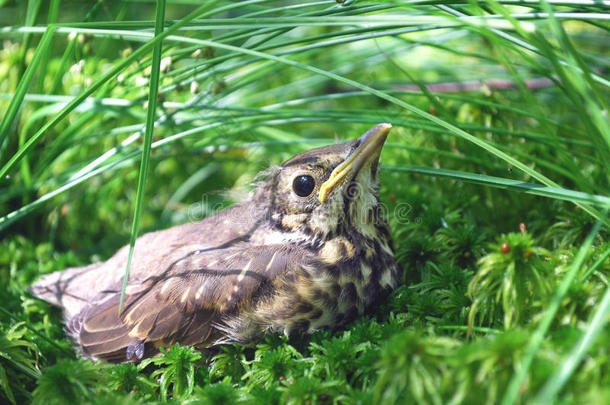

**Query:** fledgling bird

left=31, top=123, right=402, bottom=363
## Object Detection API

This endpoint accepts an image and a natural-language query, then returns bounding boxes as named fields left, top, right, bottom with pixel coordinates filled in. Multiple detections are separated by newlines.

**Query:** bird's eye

left=292, top=175, right=315, bottom=197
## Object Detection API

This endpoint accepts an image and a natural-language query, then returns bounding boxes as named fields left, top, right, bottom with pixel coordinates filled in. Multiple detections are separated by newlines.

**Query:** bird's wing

left=31, top=199, right=270, bottom=317
left=71, top=243, right=301, bottom=362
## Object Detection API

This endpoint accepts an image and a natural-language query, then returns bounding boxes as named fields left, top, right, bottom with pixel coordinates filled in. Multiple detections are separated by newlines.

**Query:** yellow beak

left=318, top=123, right=392, bottom=204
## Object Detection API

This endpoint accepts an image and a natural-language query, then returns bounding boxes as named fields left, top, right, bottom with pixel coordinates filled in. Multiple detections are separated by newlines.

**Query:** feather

left=65, top=244, right=301, bottom=362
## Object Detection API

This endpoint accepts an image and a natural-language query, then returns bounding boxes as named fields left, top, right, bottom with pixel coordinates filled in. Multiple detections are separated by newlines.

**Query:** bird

left=30, top=123, right=402, bottom=363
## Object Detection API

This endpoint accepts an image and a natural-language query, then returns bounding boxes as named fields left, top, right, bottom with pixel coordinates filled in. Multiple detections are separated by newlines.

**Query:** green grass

left=1, top=0, right=609, bottom=403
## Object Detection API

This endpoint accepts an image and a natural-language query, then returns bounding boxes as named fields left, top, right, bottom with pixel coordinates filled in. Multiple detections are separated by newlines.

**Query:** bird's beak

left=318, top=123, right=392, bottom=204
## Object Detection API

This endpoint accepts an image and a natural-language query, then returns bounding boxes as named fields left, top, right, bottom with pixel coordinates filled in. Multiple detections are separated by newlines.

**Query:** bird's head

left=259, top=123, right=392, bottom=244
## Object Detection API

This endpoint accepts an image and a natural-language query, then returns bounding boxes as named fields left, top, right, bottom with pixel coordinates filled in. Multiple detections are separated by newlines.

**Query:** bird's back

left=30, top=198, right=267, bottom=317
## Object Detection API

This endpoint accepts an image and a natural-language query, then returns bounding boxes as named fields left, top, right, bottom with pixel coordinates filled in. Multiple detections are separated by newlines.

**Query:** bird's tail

left=30, top=263, right=102, bottom=318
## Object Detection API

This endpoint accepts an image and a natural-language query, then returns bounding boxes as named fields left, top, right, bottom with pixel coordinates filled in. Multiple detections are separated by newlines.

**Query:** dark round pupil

left=293, top=175, right=315, bottom=197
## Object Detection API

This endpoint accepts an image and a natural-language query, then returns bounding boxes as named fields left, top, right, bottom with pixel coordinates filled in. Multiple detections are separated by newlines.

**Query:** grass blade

left=0, top=1, right=226, bottom=181
left=533, top=244, right=610, bottom=403
left=0, top=27, right=55, bottom=159
left=118, top=0, right=166, bottom=315
left=384, top=165, right=610, bottom=208
left=500, top=218, right=604, bottom=405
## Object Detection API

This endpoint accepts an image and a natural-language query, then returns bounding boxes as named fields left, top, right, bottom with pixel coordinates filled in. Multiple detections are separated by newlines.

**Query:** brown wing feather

left=71, top=244, right=300, bottom=362
left=31, top=198, right=270, bottom=317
